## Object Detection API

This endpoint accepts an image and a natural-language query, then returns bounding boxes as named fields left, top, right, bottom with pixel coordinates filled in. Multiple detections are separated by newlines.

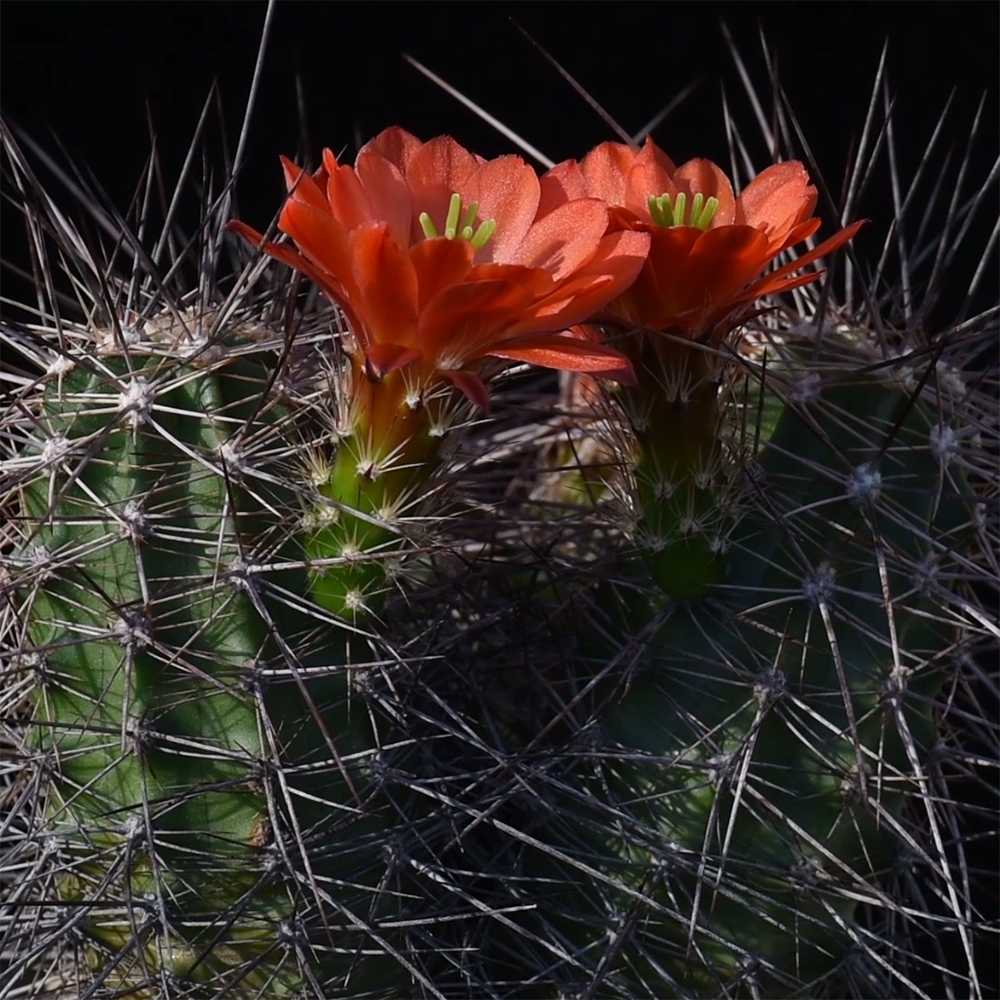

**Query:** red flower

left=540, top=137, right=863, bottom=339
left=229, top=127, right=650, bottom=410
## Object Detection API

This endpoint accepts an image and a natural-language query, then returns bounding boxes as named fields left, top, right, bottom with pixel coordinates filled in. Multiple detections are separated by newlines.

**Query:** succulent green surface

left=20, top=351, right=397, bottom=996
left=591, top=363, right=970, bottom=995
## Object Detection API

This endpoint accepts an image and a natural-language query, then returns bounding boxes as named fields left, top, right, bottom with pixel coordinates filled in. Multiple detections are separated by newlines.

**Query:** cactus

left=0, top=125, right=415, bottom=997
left=2, top=39, right=996, bottom=1000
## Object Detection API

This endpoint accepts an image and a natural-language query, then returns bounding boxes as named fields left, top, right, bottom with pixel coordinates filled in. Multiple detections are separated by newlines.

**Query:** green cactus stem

left=590, top=343, right=977, bottom=995
left=621, top=330, right=733, bottom=599
left=15, top=341, right=401, bottom=996
left=303, top=360, right=458, bottom=621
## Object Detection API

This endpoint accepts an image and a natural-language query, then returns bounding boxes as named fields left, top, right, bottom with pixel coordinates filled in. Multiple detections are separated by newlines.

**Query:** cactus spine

left=2, top=46, right=996, bottom=1000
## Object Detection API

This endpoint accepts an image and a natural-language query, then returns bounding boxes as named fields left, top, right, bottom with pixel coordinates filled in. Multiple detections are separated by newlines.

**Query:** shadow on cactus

left=2, top=34, right=997, bottom=1000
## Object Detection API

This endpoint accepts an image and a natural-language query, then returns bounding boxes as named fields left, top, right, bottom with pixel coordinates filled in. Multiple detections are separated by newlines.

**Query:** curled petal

left=485, top=333, right=636, bottom=384
left=443, top=369, right=492, bottom=413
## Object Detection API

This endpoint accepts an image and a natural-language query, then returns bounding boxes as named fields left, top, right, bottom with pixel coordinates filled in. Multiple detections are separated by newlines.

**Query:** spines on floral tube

left=623, top=329, right=731, bottom=598
left=303, top=359, right=449, bottom=619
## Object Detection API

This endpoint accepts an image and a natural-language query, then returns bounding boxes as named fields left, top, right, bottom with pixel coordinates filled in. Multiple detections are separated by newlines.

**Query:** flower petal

left=512, top=198, right=609, bottom=280
left=355, top=149, right=413, bottom=245
left=507, top=229, right=651, bottom=336
left=736, top=161, right=817, bottom=239
left=580, top=141, right=642, bottom=206
left=226, top=220, right=364, bottom=333
left=687, top=226, right=774, bottom=296
left=326, top=161, right=375, bottom=231
left=779, top=217, right=822, bottom=253
left=280, top=200, right=356, bottom=296
left=739, top=269, right=828, bottom=302
left=408, top=238, right=475, bottom=311
left=350, top=225, right=420, bottom=350
left=226, top=220, right=340, bottom=296
left=623, top=138, right=681, bottom=220
left=761, top=219, right=865, bottom=284
left=538, top=159, right=589, bottom=218
left=462, top=155, right=540, bottom=264
left=636, top=135, right=678, bottom=178
left=420, top=271, right=550, bottom=332
left=418, top=272, right=551, bottom=362
left=362, top=126, right=423, bottom=174
left=407, top=134, right=484, bottom=227
left=617, top=225, right=770, bottom=331
left=281, top=156, right=329, bottom=210
left=443, top=369, right=491, bottom=413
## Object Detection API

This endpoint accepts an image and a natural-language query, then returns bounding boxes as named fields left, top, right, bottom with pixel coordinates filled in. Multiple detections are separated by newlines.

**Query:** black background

left=3, top=2, right=997, bottom=247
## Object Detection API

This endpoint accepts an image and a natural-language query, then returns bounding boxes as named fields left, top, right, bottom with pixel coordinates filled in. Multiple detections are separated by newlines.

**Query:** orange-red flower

left=540, top=136, right=863, bottom=339
left=229, top=127, right=650, bottom=410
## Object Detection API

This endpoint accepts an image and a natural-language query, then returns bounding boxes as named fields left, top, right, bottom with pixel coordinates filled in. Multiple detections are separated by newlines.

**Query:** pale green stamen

left=459, top=202, right=479, bottom=240
left=443, top=192, right=462, bottom=239
left=648, top=191, right=720, bottom=230
left=419, top=193, right=497, bottom=250
left=420, top=214, right=439, bottom=238
left=469, top=219, right=497, bottom=250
